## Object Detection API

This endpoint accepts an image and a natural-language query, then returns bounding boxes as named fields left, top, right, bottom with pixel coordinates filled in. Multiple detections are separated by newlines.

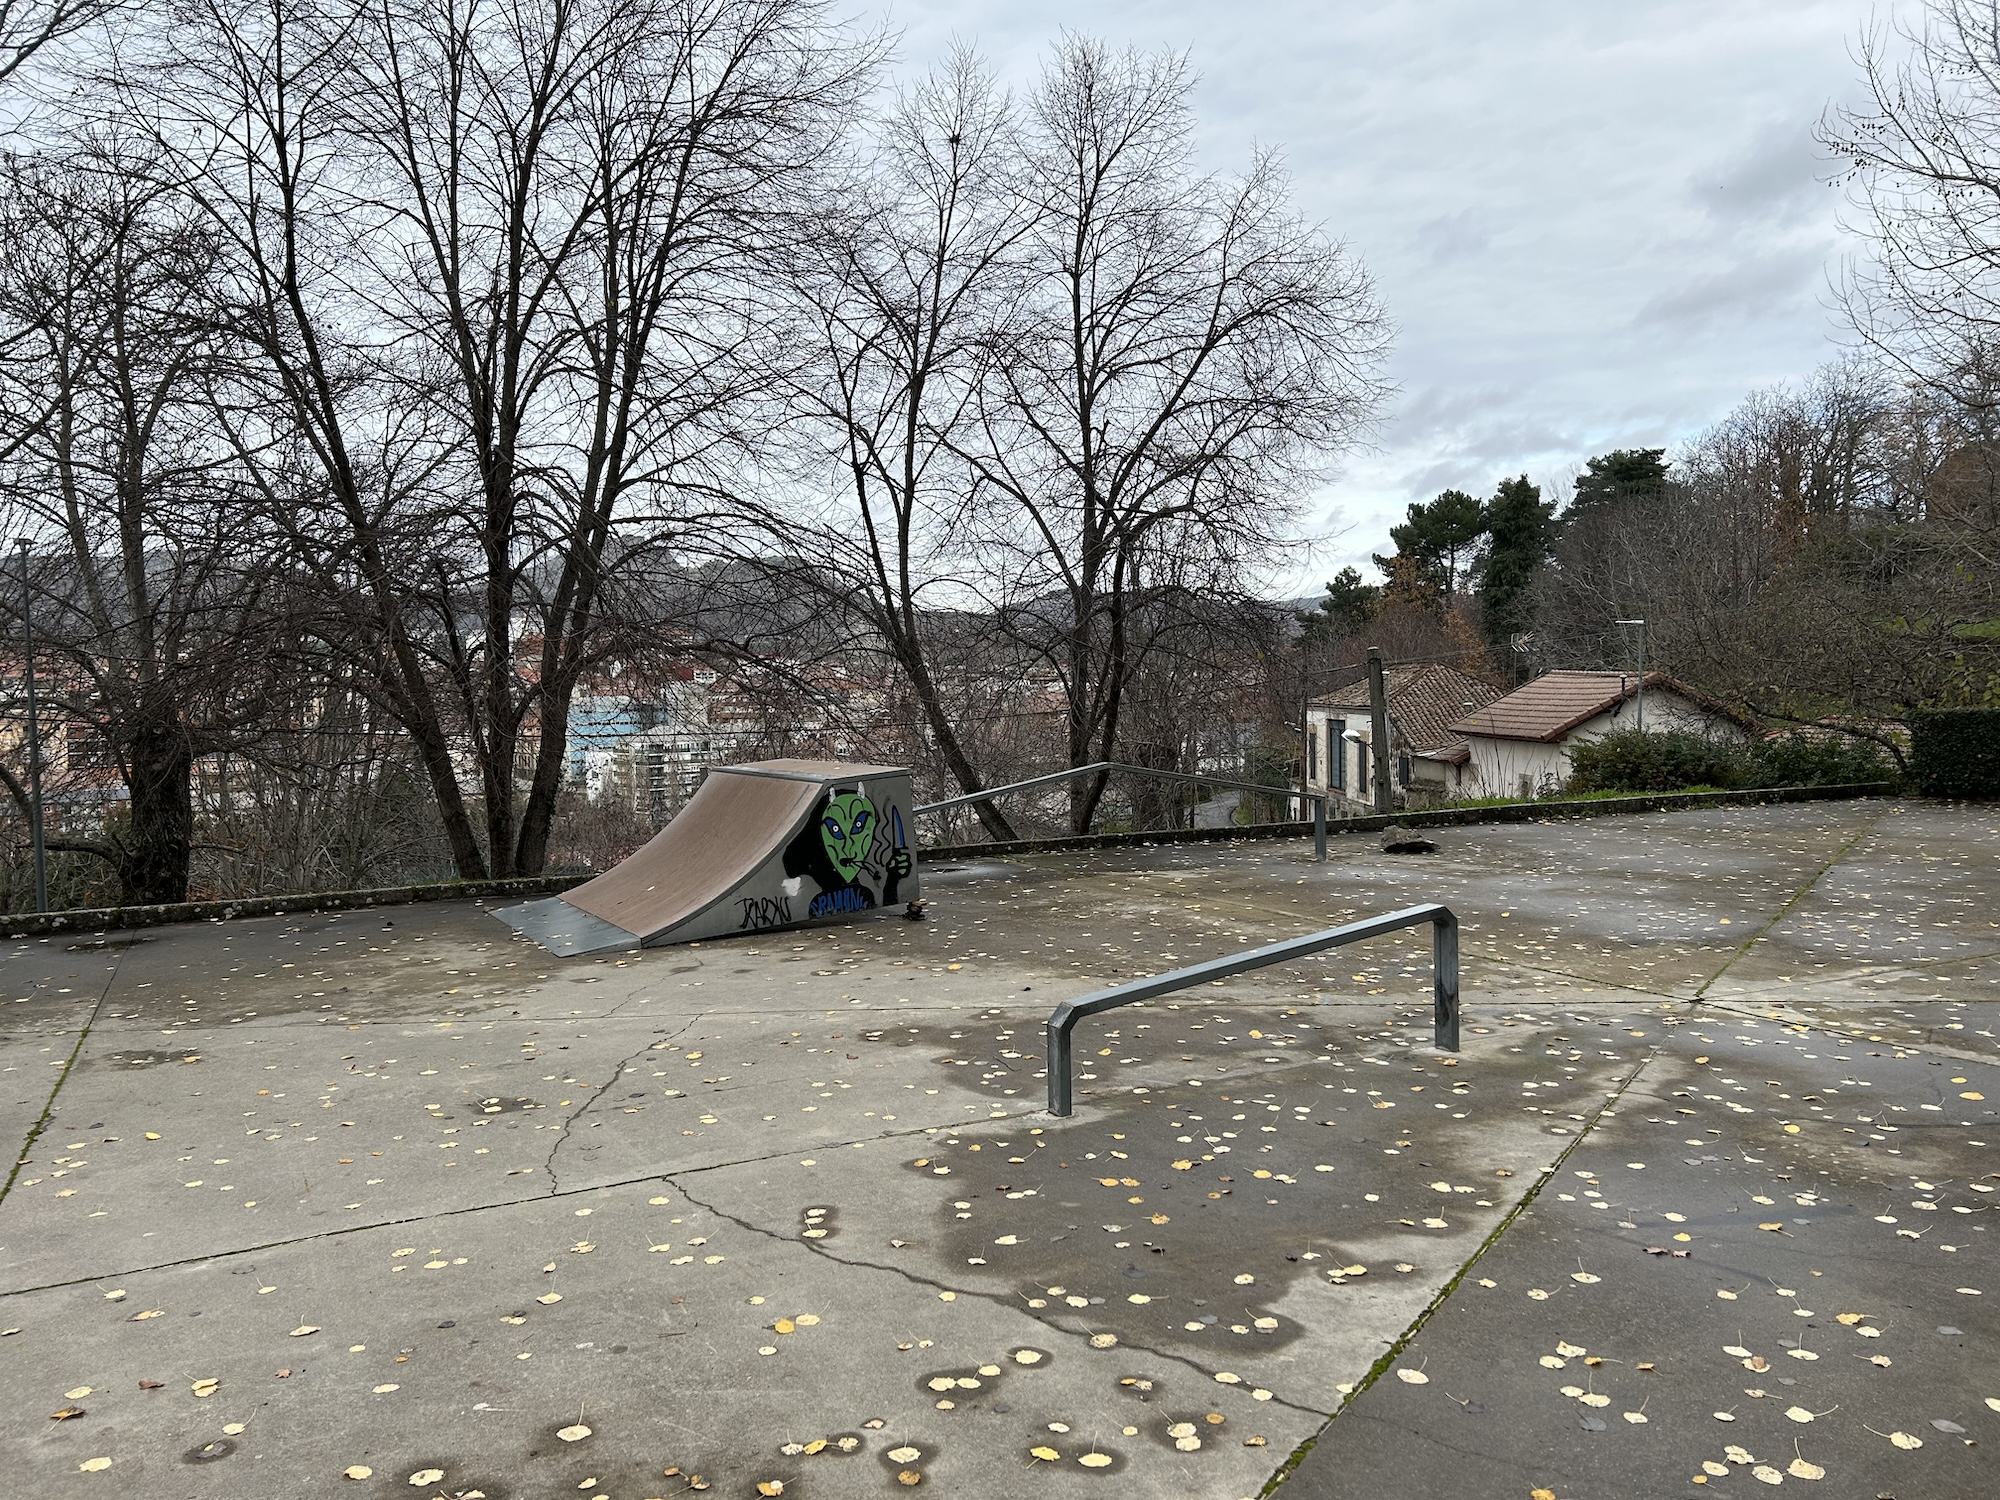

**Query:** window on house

left=1307, top=727, right=1318, bottom=787
left=1328, top=719, right=1345, bottom=789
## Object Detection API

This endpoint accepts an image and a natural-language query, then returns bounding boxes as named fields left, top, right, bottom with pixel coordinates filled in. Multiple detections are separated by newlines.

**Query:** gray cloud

left=889, top=0, right=1874, bottom=584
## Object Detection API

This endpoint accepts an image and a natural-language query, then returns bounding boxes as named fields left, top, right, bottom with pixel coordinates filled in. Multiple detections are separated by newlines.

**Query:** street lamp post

left=1614, top=618, right=1647, bottom=732
left=16, top=540, right=47, bottom=913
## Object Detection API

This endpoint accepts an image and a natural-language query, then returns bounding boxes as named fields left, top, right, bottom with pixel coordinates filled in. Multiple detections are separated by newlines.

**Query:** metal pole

left=17, top=540, right=47, bottom=913
left=1313, top=794, right=1325, bottom=862
left=1637, top=623, right=1646, bottom=732
left=1615, top=619, right=1646, bottom=732
left=1367, top=646, right=1392, bottom=816
left=1046, top=1008, right=1075, bottom=1117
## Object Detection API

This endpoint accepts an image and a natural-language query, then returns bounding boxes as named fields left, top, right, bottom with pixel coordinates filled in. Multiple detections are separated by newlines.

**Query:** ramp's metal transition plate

left=489, top=897, right=635, bottom=957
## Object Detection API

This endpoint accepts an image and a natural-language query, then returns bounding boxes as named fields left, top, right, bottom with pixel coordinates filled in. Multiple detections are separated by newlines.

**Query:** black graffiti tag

left=737, top=895, right=792, bottom=931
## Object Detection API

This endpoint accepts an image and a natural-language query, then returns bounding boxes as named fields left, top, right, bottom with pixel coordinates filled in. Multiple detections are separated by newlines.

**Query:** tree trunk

left=119, top=718, right=194, bottom=905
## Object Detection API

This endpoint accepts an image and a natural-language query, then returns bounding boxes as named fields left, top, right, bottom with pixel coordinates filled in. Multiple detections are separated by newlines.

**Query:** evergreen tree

left=1298, top=565, right=1379, bottom=642
left=1570, top=448, right=1668, bottom=513
left=1474, top=474, right=1556, bottom=650
left=1372, top=488, right=1487, bottom=600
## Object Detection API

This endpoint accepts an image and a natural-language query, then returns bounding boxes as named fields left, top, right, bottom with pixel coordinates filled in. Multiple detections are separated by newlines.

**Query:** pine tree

left=1569, top=448, right=1667, bottom=513
left=1372, top=489, right=1487, bottom=600
left=1298, top=565, right=1380, bottom=643
left=1475, top=475, right=1556, bottom=650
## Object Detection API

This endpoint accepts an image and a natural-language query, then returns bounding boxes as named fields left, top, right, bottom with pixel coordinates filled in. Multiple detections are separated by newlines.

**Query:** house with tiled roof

left=1305, top=663, right=1502, bottom=810
left=1445, top=669, right=1752, bottom=799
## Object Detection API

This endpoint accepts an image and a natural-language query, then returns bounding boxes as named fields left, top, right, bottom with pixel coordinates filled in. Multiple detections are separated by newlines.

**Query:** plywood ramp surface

left=559, top=773, right=822, bottom=939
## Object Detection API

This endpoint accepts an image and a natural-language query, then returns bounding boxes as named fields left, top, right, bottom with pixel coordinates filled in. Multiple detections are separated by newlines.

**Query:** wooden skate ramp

left=494, top=760, right=917, bottom=955
left=561, top=772, right=823, bottom=939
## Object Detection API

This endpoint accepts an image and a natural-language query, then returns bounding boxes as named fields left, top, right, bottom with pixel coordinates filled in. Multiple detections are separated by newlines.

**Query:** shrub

left=1566, top=729, right=1746, bottom=794
left=1744, top=732, right=1892, bottom=789
left=1909, top=708, right=2000, bottom=798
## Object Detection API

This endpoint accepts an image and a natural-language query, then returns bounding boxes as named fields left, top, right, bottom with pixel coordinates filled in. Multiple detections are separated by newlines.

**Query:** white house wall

left=1463, top=690, right=1745, bottom=798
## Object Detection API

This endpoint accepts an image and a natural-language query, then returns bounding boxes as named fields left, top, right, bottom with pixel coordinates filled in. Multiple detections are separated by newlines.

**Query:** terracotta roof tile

left=1447, top=669, right=1667, bottom=743
left=1312, top=663, right=1502, bottom=753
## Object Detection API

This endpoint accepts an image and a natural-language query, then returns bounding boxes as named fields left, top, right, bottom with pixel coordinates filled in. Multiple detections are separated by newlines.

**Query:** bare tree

left=1824, top=0, right=2000, bottom=405
left=125, top=0, right=877, bottom=878
left=0, top=135, right=299, bottom=904
left=0, top=0, right=115, bottom=88
left=780, top=48, right=1029, bottom=838
left=1530, top=362, right=1998, bottom=747
left=965, top=39, right=1390, bottom=833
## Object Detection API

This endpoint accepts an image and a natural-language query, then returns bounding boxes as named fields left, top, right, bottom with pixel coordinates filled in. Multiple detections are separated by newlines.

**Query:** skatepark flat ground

left=2, top=795, right=1996, bottom=1500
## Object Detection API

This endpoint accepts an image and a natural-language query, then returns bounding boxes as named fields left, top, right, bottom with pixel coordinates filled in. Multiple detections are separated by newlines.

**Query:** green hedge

left=1567, top=728, right=1891, bottom=795
left=1568, top=730, right=1742, bottom=793
left=1909, top=708, right=2000, bottom=799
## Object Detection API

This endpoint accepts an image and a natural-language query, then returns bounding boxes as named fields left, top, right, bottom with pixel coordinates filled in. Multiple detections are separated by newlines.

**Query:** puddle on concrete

left=98, top=1048, right=203, bottom=1069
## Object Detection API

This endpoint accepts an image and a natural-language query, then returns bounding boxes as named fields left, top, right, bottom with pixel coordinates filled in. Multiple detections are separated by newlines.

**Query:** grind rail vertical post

left=1045, top=903, right=1459, bottom=1116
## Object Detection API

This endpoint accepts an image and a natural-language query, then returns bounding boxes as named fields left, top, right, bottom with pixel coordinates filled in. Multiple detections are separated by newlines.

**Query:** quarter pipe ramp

left=493, top=761, right=918, bottom=956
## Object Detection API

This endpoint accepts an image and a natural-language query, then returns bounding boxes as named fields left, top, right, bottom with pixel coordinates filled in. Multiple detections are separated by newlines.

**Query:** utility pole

left=1367, top=646, right=1392, bottom=816
left=1615, top=618, right=1647, bottom=731
left=16, top=541, right=47, bottom=913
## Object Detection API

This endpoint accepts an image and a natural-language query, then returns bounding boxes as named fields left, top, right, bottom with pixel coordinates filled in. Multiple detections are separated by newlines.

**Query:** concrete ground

left=0, top=796, right=1994, bottom=1500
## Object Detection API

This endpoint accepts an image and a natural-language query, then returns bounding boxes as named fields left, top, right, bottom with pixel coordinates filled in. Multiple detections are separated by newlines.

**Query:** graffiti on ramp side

left=783, top=786, right=912, bottom=921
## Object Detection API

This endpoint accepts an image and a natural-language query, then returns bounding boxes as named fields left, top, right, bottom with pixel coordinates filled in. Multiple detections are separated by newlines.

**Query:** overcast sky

left=884, top=0, right=1886, bottom=593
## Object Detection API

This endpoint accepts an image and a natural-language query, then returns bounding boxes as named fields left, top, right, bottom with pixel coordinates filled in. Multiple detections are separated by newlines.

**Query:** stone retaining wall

left=918, top=781, right=1897, bottom=860
left=2, top=781, right=1895, bottom=938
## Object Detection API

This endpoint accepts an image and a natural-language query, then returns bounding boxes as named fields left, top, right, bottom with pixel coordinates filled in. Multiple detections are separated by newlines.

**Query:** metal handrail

left=913, top=760, right=1330, bottom=861
left=1043, top=903, right=1459, bottom=1116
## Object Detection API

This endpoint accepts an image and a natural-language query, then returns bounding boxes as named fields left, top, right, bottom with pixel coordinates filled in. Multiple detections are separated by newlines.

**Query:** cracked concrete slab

left=1, top=797, right=1994, bottom=1499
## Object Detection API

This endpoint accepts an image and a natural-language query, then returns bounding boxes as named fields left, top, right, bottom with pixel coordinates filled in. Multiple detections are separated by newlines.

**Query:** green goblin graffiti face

left=819, top=792, right=877, bottom=884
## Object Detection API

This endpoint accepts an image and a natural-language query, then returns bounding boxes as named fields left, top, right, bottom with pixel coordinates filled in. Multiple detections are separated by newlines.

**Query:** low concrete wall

left=1, top=781, right=1895, bottom=938
left=3, top=873, right=592, bottom=940
left=918, top=781, right=1897, bottom=861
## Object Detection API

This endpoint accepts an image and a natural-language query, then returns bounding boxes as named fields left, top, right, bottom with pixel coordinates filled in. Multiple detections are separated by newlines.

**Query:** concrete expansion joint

left=1, top=950, right=126, bottom=1211
left=1693, top=810, right=1887, bottom=1000
left=1265, top=1036, right=1673, bottom=1496
left=1470, top=950, right=1683, bottom=1003
left=1698, top=997, right=2000, bottom=1068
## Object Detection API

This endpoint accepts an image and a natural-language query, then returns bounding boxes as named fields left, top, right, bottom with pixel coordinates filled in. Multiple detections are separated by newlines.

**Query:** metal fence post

left=1313, top=794, right=1326, bottom=861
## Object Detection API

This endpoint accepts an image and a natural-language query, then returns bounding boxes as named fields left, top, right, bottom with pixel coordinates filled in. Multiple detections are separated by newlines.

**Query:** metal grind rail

left=913, top=760, right=1332, bottom=861
left=1043, top=903, right=1459, bottom=1116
